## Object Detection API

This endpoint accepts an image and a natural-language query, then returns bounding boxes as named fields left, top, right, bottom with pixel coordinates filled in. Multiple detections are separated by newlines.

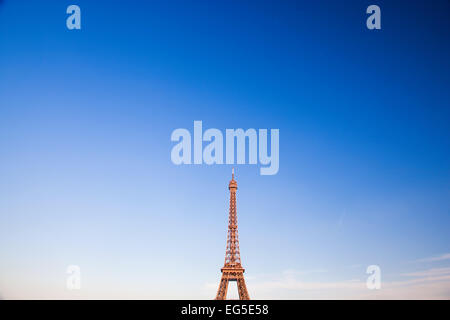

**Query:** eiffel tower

left=215, top=169, right=250, bottom=300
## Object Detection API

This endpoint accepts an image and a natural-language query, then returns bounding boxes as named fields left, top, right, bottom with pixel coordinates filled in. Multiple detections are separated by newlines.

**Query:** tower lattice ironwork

left=215, top=169, right=250, bottom=300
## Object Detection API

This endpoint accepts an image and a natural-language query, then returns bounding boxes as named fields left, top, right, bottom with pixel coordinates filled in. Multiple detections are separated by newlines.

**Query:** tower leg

left=215, top=275, right=229, bottom=300
left=237, top=277, right=250, bottom=300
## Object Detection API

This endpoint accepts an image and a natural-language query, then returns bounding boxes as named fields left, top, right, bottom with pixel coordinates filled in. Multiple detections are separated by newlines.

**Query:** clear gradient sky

left=0, top=0, right=449, bottom=299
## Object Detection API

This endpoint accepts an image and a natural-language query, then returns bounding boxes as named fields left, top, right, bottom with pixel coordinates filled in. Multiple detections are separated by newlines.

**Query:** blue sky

left=0, top=0, right=449, bottom=299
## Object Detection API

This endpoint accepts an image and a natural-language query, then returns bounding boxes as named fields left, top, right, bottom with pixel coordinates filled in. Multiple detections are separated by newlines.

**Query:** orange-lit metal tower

left=215, top=169, right=250, bottom=300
